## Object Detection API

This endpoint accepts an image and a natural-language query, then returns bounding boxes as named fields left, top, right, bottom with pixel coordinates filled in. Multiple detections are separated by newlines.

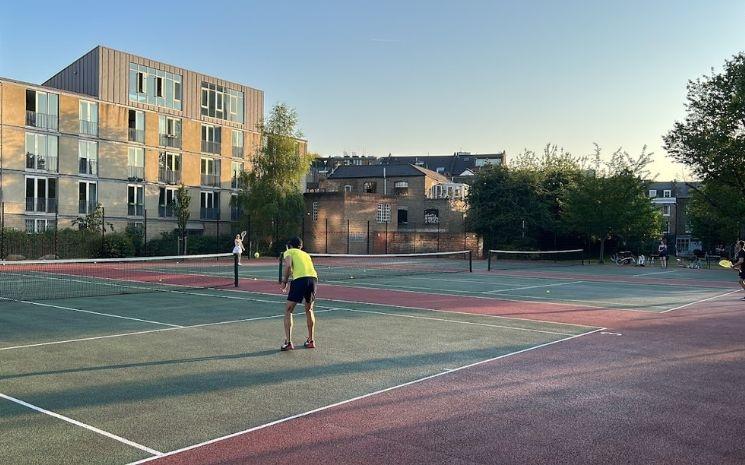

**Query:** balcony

left=201, top=173, right=220, bottom=187
left=128, top=165, right=144, bottom=181
left=230, top=206, right=242, bottom=221
left=128, top=204, right=144, bottom=216
left=79, top=120, right=98, bottom=136
left=232, top=145, right=243, bottom=158
left=79, top=200, right=98, bottom=215
left=128, top=128, right=145, bottom=143
left=158, top=167, right=181, bottom=184
left=159, top=204, right=176, bottom=218
left=25, top=197, right=57, bottom=213
left=159, top=134, right=182, bottom=148
left=79, top=159, right=98, bottom=176
left=26, top=153, right=58, bottom=172
left=201, top=140, right=221, bottom=154
left=200, top=207, right=220, bottom=220
left=231, top=176, right=241, bottom=189
left=26, top=111, right=58, bottom=131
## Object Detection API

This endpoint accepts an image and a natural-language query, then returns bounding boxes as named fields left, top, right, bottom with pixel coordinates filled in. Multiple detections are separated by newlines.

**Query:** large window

left=232, top=130, right=244, bottom=157
left=25, top=133, right=58, bottom=172
left=159, top=152, right=181, bottom=184
left=78, top=181, right=97, bottom=214
left=158, top=115, right=182, bottom=148
left=128, top=110, right=145, bottom=143
left=393, top=181, right=409, bottom=196
left=662, top=205, right=671, bottom=217
left=200, top=191, right=219, bottom=220
left=424, top=208, right=440, bottom=224
left=363, top=181, right=377, bottom=193
left=312, top=201, right=319, bottom=221
left=376, top=203, right=391, bottom=223
left=201, top=124, right=221, bottom=154
left=129, top=63, right=182, bottom=110
left=127, top=185, right=144, bottom=216
left=397, top=207, right=408, bottom=225
left=78, top=140, right=98, bottom=176
left=128, top=147, right=144, bottom=181
left=26, top=90, right=58, bottom=130
left=79, top=101, right=98, bottom=136
left=201, top=82, right=244, bottom=122
left=25, top=176, right=57, bottom=213
left=663, top=190, right=672, bottom=198
left=25, top=218, right=55, bottom=233
left=158, top=187, right=177, bottom=218
left=231, top=161, right=243, bottom=189
left=201, top=157, right=220, bottom=187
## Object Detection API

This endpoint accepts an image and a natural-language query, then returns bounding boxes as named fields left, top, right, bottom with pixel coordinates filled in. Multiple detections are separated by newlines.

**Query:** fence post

left=1, top=202, right=4, bottom=259
left=54, top=208, right=59, bottom=258
left=143, top=209, right=148, bottom=256
left=247, top=215, right=252, bottom=258
left=346, top=219, right=350, bottom=254
left=325, top=217, right=328, bottom=253
left=385, top=221, right=388, bottom=254
left=463, top=214, right=467, bottom=251
left=366, top=220, right=370, bottom=254
left=101, top=207, right=106, bottom=257
left=301, top=214, right=305, bottom=244
left=216, top=220, right=221, bottom=254
left=436, top=222, right=440, bottom=252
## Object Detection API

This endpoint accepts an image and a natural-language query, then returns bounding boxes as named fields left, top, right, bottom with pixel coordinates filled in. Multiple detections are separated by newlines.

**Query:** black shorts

left=287, top=277, right=317, bottom=304
left=739, top=269, right=745, bottom=280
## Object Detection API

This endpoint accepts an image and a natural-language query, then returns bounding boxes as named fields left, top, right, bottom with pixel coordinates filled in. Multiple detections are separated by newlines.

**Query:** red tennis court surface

left=132, top=271, right=745, bottom=465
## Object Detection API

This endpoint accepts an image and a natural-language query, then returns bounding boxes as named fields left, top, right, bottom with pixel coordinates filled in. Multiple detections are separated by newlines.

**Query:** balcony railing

left=128, top=128, right=145, bottom=143
left=26, top=111, right=58, bottom=131
left=201, top=140, right=221, bottom=154
left=25, top=197, right=57, bottom=213
left=26, top=153, right=58, bottom=172
left=231, top=176, right=240, bottom=189
left=79, top=200, right=98, bottom=215
left=158, top=167, right=181, bottom=184
left=128, top=204, right=144, bottom=216
left=128, top=165, right=144, bottom=181
left=200, top=207, right=220, bottom=220
left=201, top=173, right=220, bottom=187
left=230, top=206, right=242, bottom=221
left=79, top=120, right=98, bottom=136
left=79, top=159, right=97, bottom=176
left=159, top=204, right=176, bottom=218
left=232, top=145, right=243, bottom=158
left=159, top=134, right=182, bottom=148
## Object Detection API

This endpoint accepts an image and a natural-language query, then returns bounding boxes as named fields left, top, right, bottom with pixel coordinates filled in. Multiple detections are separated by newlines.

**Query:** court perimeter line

left=125, top=327, right=605, bottom=465
left=660, top=289, right=743, bottom=313
left=0, top=393, right=163, bottom=456
left=341, top=308, right=579, bottom=336
left=0, top=298, right=183, bottom=328
left=484, top=280, right=584, bottom=294
left=632, top=270, right=677, bottom=277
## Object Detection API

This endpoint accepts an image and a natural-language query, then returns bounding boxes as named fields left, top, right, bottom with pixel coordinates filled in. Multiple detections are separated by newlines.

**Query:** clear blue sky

left=1, top=0, right=743, bottom=179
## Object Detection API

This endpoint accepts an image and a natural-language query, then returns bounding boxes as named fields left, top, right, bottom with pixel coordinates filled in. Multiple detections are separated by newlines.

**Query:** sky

left=1, top=0, right=743, bottom=180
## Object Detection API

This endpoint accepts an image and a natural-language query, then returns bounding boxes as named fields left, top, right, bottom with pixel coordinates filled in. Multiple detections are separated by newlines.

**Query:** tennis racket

left=240, top=230, right=247, bottom=240
left=718, top=259, right=733, bottom=268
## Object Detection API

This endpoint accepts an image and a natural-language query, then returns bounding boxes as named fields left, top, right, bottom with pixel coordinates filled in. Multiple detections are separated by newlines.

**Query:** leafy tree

left=238, top=103, right=313, bottom=255
left=686, top=182, right=745, bottom=250
left=175, top=184, right=191, bottom=254
left=71, top=203, right=113, bottom=233
left=663, top=53, right=745, bottom=198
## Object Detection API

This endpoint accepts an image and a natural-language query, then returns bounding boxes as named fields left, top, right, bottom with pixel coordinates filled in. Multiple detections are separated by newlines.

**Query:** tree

left=175, top=184, right=191, bottom=254
left=238, top=103, right=313, bottom=254
left=560, top=146, right=661, bottom=262
left=663, top=53, right=745, bottom=198
left=687, top=182, right=745, bottom=250
left=72, top=203, right=113, bottom=233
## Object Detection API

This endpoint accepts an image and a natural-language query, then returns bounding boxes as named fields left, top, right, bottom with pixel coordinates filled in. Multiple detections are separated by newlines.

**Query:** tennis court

left=1, top=251, right=743, bottom=465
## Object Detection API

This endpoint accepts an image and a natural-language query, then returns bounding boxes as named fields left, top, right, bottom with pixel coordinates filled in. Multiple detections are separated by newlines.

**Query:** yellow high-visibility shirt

left=283, top=248, right=318, bottom=279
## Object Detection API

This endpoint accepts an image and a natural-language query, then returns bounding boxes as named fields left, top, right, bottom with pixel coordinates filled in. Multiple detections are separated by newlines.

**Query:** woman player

left=658, top=238, right=669, bottom=268
left=232, top=234, right=245, bottom=265
left=732, top=240, right=745, bottom=300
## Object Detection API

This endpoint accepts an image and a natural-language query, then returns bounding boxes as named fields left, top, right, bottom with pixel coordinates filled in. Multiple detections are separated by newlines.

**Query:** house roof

left=379, top=153, right=505, bottom=176
left=328, top=164, right=449, bottom=182
left=647, top=181, right=701, bottom=198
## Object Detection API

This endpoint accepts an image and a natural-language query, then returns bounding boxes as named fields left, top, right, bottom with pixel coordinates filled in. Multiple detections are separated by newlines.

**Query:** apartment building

left=0, top=46, right=301, bottom=238
left=648, top=181, right=702, bottom=255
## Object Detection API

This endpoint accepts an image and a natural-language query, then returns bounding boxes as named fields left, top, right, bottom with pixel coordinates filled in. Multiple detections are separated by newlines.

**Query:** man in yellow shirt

left=280, top=237, right=318, bottom=351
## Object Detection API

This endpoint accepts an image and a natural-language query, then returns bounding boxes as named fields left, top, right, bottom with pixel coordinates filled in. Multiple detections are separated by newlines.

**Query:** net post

left=1, top=201, right=5, bottom=260
left=234, top=252, right=239, bottom=287
left=278, top=254, right=283, bottom=283
left=325, top=217, right=328, bottom=253
left=366, top=221, right=370, bottom=254
left=487, top=250, right=491, bottom=271
left=346, top=219, right=350, bottom=254
left=468, top=250, right=472, bottom=272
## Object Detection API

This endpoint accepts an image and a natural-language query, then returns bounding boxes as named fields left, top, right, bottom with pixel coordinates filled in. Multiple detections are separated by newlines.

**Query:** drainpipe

left=383, top=167, right=387, bottom=195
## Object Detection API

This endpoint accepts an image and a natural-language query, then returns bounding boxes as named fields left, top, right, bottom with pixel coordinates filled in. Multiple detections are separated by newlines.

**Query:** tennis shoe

left=281, top=341, right=294, bottom=351
left=304, top=339, right=316, bottom=349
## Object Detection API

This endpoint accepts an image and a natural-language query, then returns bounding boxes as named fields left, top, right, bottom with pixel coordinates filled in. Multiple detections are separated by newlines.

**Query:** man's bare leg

left=304, top=301, right=316, bottom=341
left=284, top=302, right=297, bottom=343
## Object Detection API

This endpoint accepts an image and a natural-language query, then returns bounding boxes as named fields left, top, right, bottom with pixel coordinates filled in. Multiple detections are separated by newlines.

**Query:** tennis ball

left=254, top=252, right=260, bottom=258
left=546, top=290, right=550, bottom=293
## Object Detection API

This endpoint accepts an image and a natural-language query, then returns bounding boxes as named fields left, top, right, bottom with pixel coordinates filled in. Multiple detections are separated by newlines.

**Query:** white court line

left=0, top=298, right=183, bottom=328
left=497, top=293, right=670, bottom=311
left=0, top=393, right=163, bottom=456
left=343, top=308, right=579, bottom=336
left=632, top=270, right=677, bottom=277
left=661, top=289, right=743, bottom=313
left=125, top=327, right=604, bottom=465
left=484, top=280, right=584, bottom=294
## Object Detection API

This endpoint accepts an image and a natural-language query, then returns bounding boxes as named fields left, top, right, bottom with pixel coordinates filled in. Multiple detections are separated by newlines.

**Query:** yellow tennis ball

left=254, top=252, right=260, bottom=258
left=546, top=290, right=550, bottom=293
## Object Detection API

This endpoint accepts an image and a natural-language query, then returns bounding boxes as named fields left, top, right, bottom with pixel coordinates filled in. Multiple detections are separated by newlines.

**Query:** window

left=200, top=191, right=219, bottom=220
left=344, top=185, right=353, bottom=193
left=25, top=176, right=56, bottom=213
left=128, top=110, right=145, bottom=143
left=232, top=130, right=244, bottom=157
left=26, top=89, right=59, bottom=130
left=158, top=187, right=177, bottom=217
left=159, top=152, right=181, bottom=184
left=78, top=140, right=98, bottom=175
left=662, top=205, right=671, bottom=217
left=436, top=167, right=445, bottom=174
left=129, top=63, right=182, bottom=110
left=363, top=181, right=377, bottom=193
left=200, top=82, right=244, bottom=122
left=397, top=207, right=408, bottom=225
left=79, top=101, right=98, bottom=136
left=649, top=189, right=657, bottom=197
left=201, top=157, right=220, bottom=186
left=424, top=208, right=440, bottom=224
left=394, top=181, right=409, bottom=196
left=25, top=133, right=58, bottom=172
left=312, top=201, right=319, bottom=221
left=201, top=124, right=221, bottom=153
left=25, top=218, right=55, bottom=233
left=677, top=238, right=691, bottom=254
left=231, top=161, right=243, bottom=188
left=664, top=220, right=671, bottom=233
left=376, top=203, right=391, bottom=223
left=78, top=181, right=97, bottom=214
left=663, top=190, right=672, bottom=198
left=128, top=147, right=144, bottom=180
left=158, top=115, right=182, bottom=148
left=127, top=185, right=144, bottom=216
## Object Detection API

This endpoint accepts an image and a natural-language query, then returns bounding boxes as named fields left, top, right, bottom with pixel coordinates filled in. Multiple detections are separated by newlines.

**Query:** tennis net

left=487, top=249, right=585, bottom=271
left=279, top=250, right=472, bottom=282
left=0, top=253, right=238, bottom=302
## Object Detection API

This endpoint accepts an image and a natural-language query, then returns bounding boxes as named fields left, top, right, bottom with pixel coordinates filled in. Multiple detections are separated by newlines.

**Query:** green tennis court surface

left=0, top=288, right=596, bottom=465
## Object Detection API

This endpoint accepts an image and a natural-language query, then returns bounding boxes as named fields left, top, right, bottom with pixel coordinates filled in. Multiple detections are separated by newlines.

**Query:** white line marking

left=0, top=393, right=163, bottom=456
left=344, top=308, right=579, bottom=336
left=125, top=327, right=605, bottom=465
left=484, top=280, right=584, bottom=294
left=600, top=331, right=622, bottom=336
left=632, top=270, right=677, bottom=277
left=661, top=289, right=743, bottom=313
left=0, top=298, right=183, bottom=328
